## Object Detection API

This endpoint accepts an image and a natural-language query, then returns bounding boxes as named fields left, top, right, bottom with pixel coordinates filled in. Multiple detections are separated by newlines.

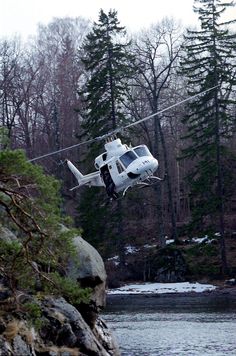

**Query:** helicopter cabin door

left=100, top=164, right=116, bottom=198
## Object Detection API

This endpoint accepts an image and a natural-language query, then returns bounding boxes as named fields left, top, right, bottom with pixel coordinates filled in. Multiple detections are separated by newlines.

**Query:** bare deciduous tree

left=130, top=18, right=182, bottom=245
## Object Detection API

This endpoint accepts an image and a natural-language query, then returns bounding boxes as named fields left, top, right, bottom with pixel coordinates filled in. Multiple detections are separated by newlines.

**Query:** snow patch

left=107, top=255, right=120, bottom=266
left=108, top=282, right=217, bottom=295
left=143, top=243, right=157, bottom=249
left=125, top=245, right=139, bottom=254
left=166, top=239, right=175, bottom=245
left=192, top=236, right=217, bottom=244
left=192, top=236, right=208, bottom=244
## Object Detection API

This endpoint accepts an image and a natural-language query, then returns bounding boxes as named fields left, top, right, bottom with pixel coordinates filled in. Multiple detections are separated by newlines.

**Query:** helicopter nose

left=129, top=157, right=158, bottom=176
left=150, top=158, right=158, bottom=172
left=140, top=157, right=158, bottom=172
left=145, top=158, right=158, bottom=174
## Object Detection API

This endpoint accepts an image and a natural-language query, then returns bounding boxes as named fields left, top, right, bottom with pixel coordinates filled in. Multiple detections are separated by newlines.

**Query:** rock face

left=67, top=236, right=107, bottom=312
left=66, top=235, right=107, bottom=329
left=0, top=229, right=120, bottom=356
left=39, top=296, right=119, bottom=356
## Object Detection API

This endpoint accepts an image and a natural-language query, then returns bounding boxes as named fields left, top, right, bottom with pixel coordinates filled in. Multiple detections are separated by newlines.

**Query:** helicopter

left=66, top=137, right=159, bottom=200
left=28, top=86, right=218, bottom=200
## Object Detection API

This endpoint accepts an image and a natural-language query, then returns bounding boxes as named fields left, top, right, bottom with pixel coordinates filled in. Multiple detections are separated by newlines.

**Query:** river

left=103, top=293, right=236, bottom=355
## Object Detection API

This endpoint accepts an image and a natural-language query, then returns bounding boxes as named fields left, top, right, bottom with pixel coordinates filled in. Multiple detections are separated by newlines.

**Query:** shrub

left=0, top=149, right=90, bottom=305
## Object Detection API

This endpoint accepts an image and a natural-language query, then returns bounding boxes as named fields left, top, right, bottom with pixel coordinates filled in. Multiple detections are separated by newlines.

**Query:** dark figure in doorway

left=101, top=167, right=118, bottom=200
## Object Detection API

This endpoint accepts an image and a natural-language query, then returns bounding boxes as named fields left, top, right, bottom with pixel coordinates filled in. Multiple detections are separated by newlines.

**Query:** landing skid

left=145, top=175, right=166, bottom=183
left=69, top=184, right=80, bottom=191
left=73, top=174, right=165, bottom=204
left=121, top=175, right=165, bottom=198
left=136, top=175, right=165, bottom=189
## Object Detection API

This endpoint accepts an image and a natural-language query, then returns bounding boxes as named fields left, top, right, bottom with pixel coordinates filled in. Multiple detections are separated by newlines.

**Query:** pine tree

left=180, top=0, right=236, bottom=274
left=0, top=148, right=90, bottom=305
left=81, top=9, right=133, bottom=137
left=78, top=10, right=134, bottom=263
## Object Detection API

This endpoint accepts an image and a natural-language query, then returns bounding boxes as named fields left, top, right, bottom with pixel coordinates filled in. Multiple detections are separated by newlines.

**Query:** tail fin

left=66, top=159, right=84, bottom=184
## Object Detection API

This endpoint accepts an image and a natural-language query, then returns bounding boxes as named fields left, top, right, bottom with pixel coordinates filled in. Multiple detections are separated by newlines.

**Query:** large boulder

left=67, top=235, right=107, bottom=326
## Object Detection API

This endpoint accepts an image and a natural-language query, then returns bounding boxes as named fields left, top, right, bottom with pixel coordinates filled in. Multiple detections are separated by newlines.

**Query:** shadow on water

left=105, top=292, right=236, bottom=313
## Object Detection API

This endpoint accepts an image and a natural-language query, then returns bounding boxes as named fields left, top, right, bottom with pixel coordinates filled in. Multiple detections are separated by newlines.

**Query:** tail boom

left=66, top=159, right=104, bottom=189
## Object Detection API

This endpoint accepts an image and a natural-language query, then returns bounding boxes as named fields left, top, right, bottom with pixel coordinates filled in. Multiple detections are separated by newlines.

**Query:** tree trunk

left=116, top=199, right=126, bottom=268
left=157, top=117, right=178, bottom=241
left=214, top=85, right=228, bottom=275
left=153, top=117, right=166, bottom=247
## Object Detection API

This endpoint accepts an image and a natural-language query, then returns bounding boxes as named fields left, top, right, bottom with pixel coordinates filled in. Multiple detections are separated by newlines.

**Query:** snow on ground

left=166, top=239, right=175, bottom=245
left=125, top=245, right=139, bottom=254
left=107, top=255, right=120, bottom=266
left=192, top=237, right=217, bottom=244
left=108, top=282, right=217, bottom=295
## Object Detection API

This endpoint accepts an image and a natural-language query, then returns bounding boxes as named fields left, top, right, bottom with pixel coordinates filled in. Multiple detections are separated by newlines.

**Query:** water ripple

left=104, top=298, right=236, bottom=355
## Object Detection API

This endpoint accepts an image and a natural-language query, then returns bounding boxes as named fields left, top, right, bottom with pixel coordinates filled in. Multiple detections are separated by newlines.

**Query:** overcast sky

left=1, top=0, right=235, bottom=40
left=0, top=0, right=200, bottom=40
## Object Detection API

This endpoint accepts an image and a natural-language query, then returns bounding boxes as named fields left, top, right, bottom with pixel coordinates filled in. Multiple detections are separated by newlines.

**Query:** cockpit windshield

left=134, top=145, right=151, bottom=157
left=120, top=151, right=137, bottom=168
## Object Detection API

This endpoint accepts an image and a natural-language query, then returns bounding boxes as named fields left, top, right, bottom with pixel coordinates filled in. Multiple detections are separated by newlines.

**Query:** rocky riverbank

left=0, top=227, right=120, bottom=356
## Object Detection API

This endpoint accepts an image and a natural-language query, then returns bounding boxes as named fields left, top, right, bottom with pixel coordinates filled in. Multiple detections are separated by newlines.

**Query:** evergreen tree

left=180, top=0, right=236, bottom=274
left=81, top=9, right=133, bottom=137
left=78, top=9, right=133, bottom=262
left=0, top=148, right=90, bottom=305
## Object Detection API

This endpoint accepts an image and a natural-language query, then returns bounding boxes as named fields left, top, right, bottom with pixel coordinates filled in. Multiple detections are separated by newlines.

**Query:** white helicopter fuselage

left=67, top=138, right=158, bottom=198
left=98, top=151, right=158, bottom=193
left=94, top=139, right=158, bottom=193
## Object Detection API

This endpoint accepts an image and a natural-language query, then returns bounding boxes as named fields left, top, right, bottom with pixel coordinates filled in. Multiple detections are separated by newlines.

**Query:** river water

left=103, top=294, right=236, bottom=355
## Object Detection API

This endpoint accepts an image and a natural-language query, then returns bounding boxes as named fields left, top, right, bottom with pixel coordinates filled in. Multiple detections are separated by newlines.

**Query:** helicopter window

left=120, top=151, right=137, bottom=168
left=116, top=161, right=124, bottom=174
left=134, top=146, right=151, bottom=157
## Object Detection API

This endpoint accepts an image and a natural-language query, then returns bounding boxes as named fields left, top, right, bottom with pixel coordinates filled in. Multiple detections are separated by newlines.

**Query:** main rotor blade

left=29, top=86, right=218, bottom=162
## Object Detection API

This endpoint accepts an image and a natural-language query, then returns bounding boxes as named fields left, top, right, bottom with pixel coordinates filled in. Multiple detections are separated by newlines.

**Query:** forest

left=1, top=0, right=236, bottom=282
